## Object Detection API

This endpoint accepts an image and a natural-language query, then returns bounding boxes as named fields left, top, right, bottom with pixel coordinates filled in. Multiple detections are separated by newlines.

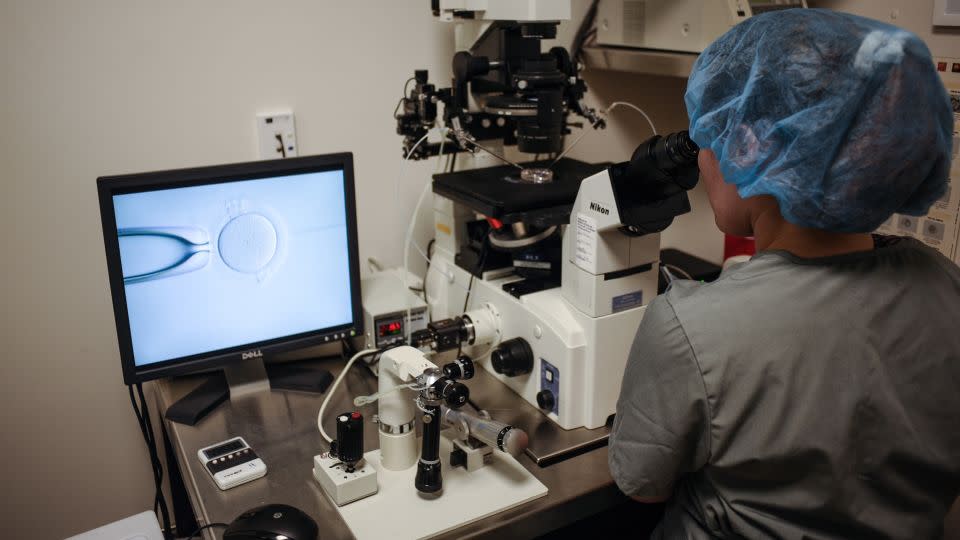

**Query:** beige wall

left=1, top=1, right=956, bottom=538
left=0, top=2, right=454, bottom=538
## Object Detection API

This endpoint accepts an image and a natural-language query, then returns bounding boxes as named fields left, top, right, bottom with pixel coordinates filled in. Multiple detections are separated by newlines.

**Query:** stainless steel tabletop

left=156, top=356, right=624, bottom=540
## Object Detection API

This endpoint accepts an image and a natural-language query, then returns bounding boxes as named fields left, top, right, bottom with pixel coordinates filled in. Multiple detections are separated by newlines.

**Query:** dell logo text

left=242, top=350, right=263, bottom=360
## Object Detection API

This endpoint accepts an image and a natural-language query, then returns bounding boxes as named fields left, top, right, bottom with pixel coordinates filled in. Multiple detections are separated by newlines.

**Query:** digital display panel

left=203, top=439, right=245, bottom=459
left=378, top=320, right=403, bottom=337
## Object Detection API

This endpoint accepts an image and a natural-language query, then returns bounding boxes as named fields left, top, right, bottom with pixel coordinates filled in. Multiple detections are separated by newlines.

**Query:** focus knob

left=536, top=390, right=555, bottom=412
left=442, top=381, right=470, bottom=409
left=490, top=338, right=534, bottom=377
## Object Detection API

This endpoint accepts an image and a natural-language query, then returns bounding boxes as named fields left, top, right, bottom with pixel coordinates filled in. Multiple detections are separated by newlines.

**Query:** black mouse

left=223, top=503, right=319, bottom=540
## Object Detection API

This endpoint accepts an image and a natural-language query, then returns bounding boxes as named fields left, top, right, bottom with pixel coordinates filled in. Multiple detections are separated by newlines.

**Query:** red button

left=953, top=63, right=960, bottom=73
left=351, top=412, right=361, bottom=419
left=938, top=62, right=948, bottom=72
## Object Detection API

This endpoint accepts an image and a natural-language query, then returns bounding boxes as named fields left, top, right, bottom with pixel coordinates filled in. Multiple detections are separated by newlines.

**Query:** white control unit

left=197, top=437, right=266, bottom=490
left=361, top=269, right=429, bottom=350
left=313, top=452, right=379, bottom=506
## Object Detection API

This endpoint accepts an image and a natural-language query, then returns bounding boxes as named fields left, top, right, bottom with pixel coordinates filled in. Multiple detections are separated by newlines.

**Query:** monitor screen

left=98, top=154, right=362, bottom=383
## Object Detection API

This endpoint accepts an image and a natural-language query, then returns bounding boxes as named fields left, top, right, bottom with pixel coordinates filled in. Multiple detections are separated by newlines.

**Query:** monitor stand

left=164, top=357, right=334, bottom=426
left=164, top=358, right=266, bottom=426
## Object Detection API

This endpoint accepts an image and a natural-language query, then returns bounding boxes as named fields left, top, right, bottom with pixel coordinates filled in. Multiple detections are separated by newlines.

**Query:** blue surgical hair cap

left=685, top=9, right=954, bottom=233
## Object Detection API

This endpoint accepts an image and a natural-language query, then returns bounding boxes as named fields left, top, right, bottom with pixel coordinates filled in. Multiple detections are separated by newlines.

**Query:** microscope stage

left=432, top=158, right=606, bottom=226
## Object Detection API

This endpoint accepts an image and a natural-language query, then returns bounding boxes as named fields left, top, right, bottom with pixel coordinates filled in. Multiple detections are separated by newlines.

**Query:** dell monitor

left=98, top=153, right=362, bottom=423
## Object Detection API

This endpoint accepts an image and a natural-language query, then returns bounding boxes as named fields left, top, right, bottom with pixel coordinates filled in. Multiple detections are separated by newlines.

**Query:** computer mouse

left=223, top=503, right=319, bottom=540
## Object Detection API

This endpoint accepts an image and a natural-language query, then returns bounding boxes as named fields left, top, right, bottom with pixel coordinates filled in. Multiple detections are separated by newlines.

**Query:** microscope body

left=397, top=1, right=700, bottom=431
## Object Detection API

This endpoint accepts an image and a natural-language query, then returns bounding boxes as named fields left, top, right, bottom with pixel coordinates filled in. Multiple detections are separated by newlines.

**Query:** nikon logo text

left=242, top=350, right=263, bottom=360
left=590, top=202, right=610, bottom=215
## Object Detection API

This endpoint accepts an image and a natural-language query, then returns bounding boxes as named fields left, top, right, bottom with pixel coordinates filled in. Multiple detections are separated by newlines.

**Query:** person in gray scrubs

left=608, top=9, right=959, bottom=539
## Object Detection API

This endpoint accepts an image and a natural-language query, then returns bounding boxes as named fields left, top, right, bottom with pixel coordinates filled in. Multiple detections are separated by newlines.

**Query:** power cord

left=186, top=522, right=228, bottom=540
left=317, top=347, right=380, bottom=444
left=127, top=383, right=172, bottom=540
left=456, top=230, right=493, bottom=359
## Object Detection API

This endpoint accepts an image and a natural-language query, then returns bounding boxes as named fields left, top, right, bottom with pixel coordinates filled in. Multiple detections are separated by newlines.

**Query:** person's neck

left=751, top=207, right=874, bottom=259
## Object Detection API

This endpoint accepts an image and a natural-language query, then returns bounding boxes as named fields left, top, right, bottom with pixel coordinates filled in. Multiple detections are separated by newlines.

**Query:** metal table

left=155, top=356, right=627, bottom=540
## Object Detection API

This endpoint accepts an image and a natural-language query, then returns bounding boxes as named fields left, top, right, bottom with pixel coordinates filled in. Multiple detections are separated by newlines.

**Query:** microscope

left=392, top=0, right=701, bottom=436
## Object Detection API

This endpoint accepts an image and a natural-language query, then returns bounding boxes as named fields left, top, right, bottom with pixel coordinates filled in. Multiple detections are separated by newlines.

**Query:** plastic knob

left=536, top=390, right=555, bottom=412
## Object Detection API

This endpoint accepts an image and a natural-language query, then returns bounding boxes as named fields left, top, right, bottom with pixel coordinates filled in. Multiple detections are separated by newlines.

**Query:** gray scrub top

left=609, top=237, right=960, bottom=539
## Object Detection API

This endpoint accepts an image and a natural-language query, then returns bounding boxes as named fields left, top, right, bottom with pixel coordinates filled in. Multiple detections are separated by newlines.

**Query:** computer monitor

left=98, top=153, right=362, bottom=416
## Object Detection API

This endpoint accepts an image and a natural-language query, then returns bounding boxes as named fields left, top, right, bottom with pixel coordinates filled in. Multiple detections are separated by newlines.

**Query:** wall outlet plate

left=256, top=112, right=297, bottom=159
left=313, top=452, right=378, bottom=506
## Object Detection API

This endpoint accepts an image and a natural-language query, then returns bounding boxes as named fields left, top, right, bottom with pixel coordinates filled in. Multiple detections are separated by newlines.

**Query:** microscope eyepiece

left=631, top=130, right=700, bottom=173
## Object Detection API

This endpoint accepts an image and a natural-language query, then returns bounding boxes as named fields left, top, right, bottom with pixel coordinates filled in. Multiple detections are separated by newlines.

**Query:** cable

left=136, top=385, right=170, bottom=535
left=459, top=137, right=524, bottom=169
left=571, top=0, right=601, bottom=65
left=129, top=385, right=167, bottom=534
left=423, top=239, right=436, bottom=307
left=456, top=230, right=492, bottom=359
left=402, top=128, right=446, bottom=343
left=367, top=257, right=385, bottom=273
left=607, top=101, right=658, bottom=136
left=186, top=522, right=229, bottom=540
left=661, top=263, right=693, bottom=280
left=550, top=100, right=658, bottom=168
left=393, top=76, right=418, bottom=118
left=128, top=384, right=172, bottom=540
left=317, top=348, right=379, bottom=443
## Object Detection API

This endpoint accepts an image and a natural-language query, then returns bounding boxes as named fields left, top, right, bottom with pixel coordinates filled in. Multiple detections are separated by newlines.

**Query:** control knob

left=536, top=390, right=555, bottom=412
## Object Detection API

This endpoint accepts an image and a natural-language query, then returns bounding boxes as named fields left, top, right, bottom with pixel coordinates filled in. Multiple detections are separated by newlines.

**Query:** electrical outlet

left=256, top=112, right=298, bottom=159
left=313, top=452, right=378, bottom=506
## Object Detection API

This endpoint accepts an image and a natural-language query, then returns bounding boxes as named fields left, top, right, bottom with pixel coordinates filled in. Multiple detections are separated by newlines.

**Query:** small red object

left=723, top=234, right=756, bottom=260
left=486, top=217, right=504, bottom=230
left=351, top=412, right=361, bottom=420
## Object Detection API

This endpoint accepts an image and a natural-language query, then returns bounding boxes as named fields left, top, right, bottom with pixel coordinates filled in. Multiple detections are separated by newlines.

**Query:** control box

left=362, top=269, right=428, bottom=349
left=197, top=437, right=266, bottom=490
left=313, top=452, right=378, bottom=506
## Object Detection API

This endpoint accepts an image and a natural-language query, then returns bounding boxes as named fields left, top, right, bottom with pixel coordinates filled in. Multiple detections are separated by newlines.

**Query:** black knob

left=443, top=381, right=470, bottom=409
left=334, top=411, right=364, bottom=465
left=415, top=460, right=442, bottom=494
left=442, top=355, right=475, bottom=381
left=536, top=390, right=555, bottom=412
left=491, top=338, right=534, bottom=377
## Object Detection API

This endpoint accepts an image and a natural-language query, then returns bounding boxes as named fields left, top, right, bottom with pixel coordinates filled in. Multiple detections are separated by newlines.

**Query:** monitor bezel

left=97, top=153, right=364, bottom=385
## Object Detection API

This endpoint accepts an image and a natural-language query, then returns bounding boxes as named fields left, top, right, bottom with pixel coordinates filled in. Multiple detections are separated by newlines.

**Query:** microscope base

left=329, top=434, right=547, bottom=540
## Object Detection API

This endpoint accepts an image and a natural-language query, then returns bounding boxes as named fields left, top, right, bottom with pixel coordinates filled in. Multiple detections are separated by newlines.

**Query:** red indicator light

left=378, top=321, right=403, bottom=337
